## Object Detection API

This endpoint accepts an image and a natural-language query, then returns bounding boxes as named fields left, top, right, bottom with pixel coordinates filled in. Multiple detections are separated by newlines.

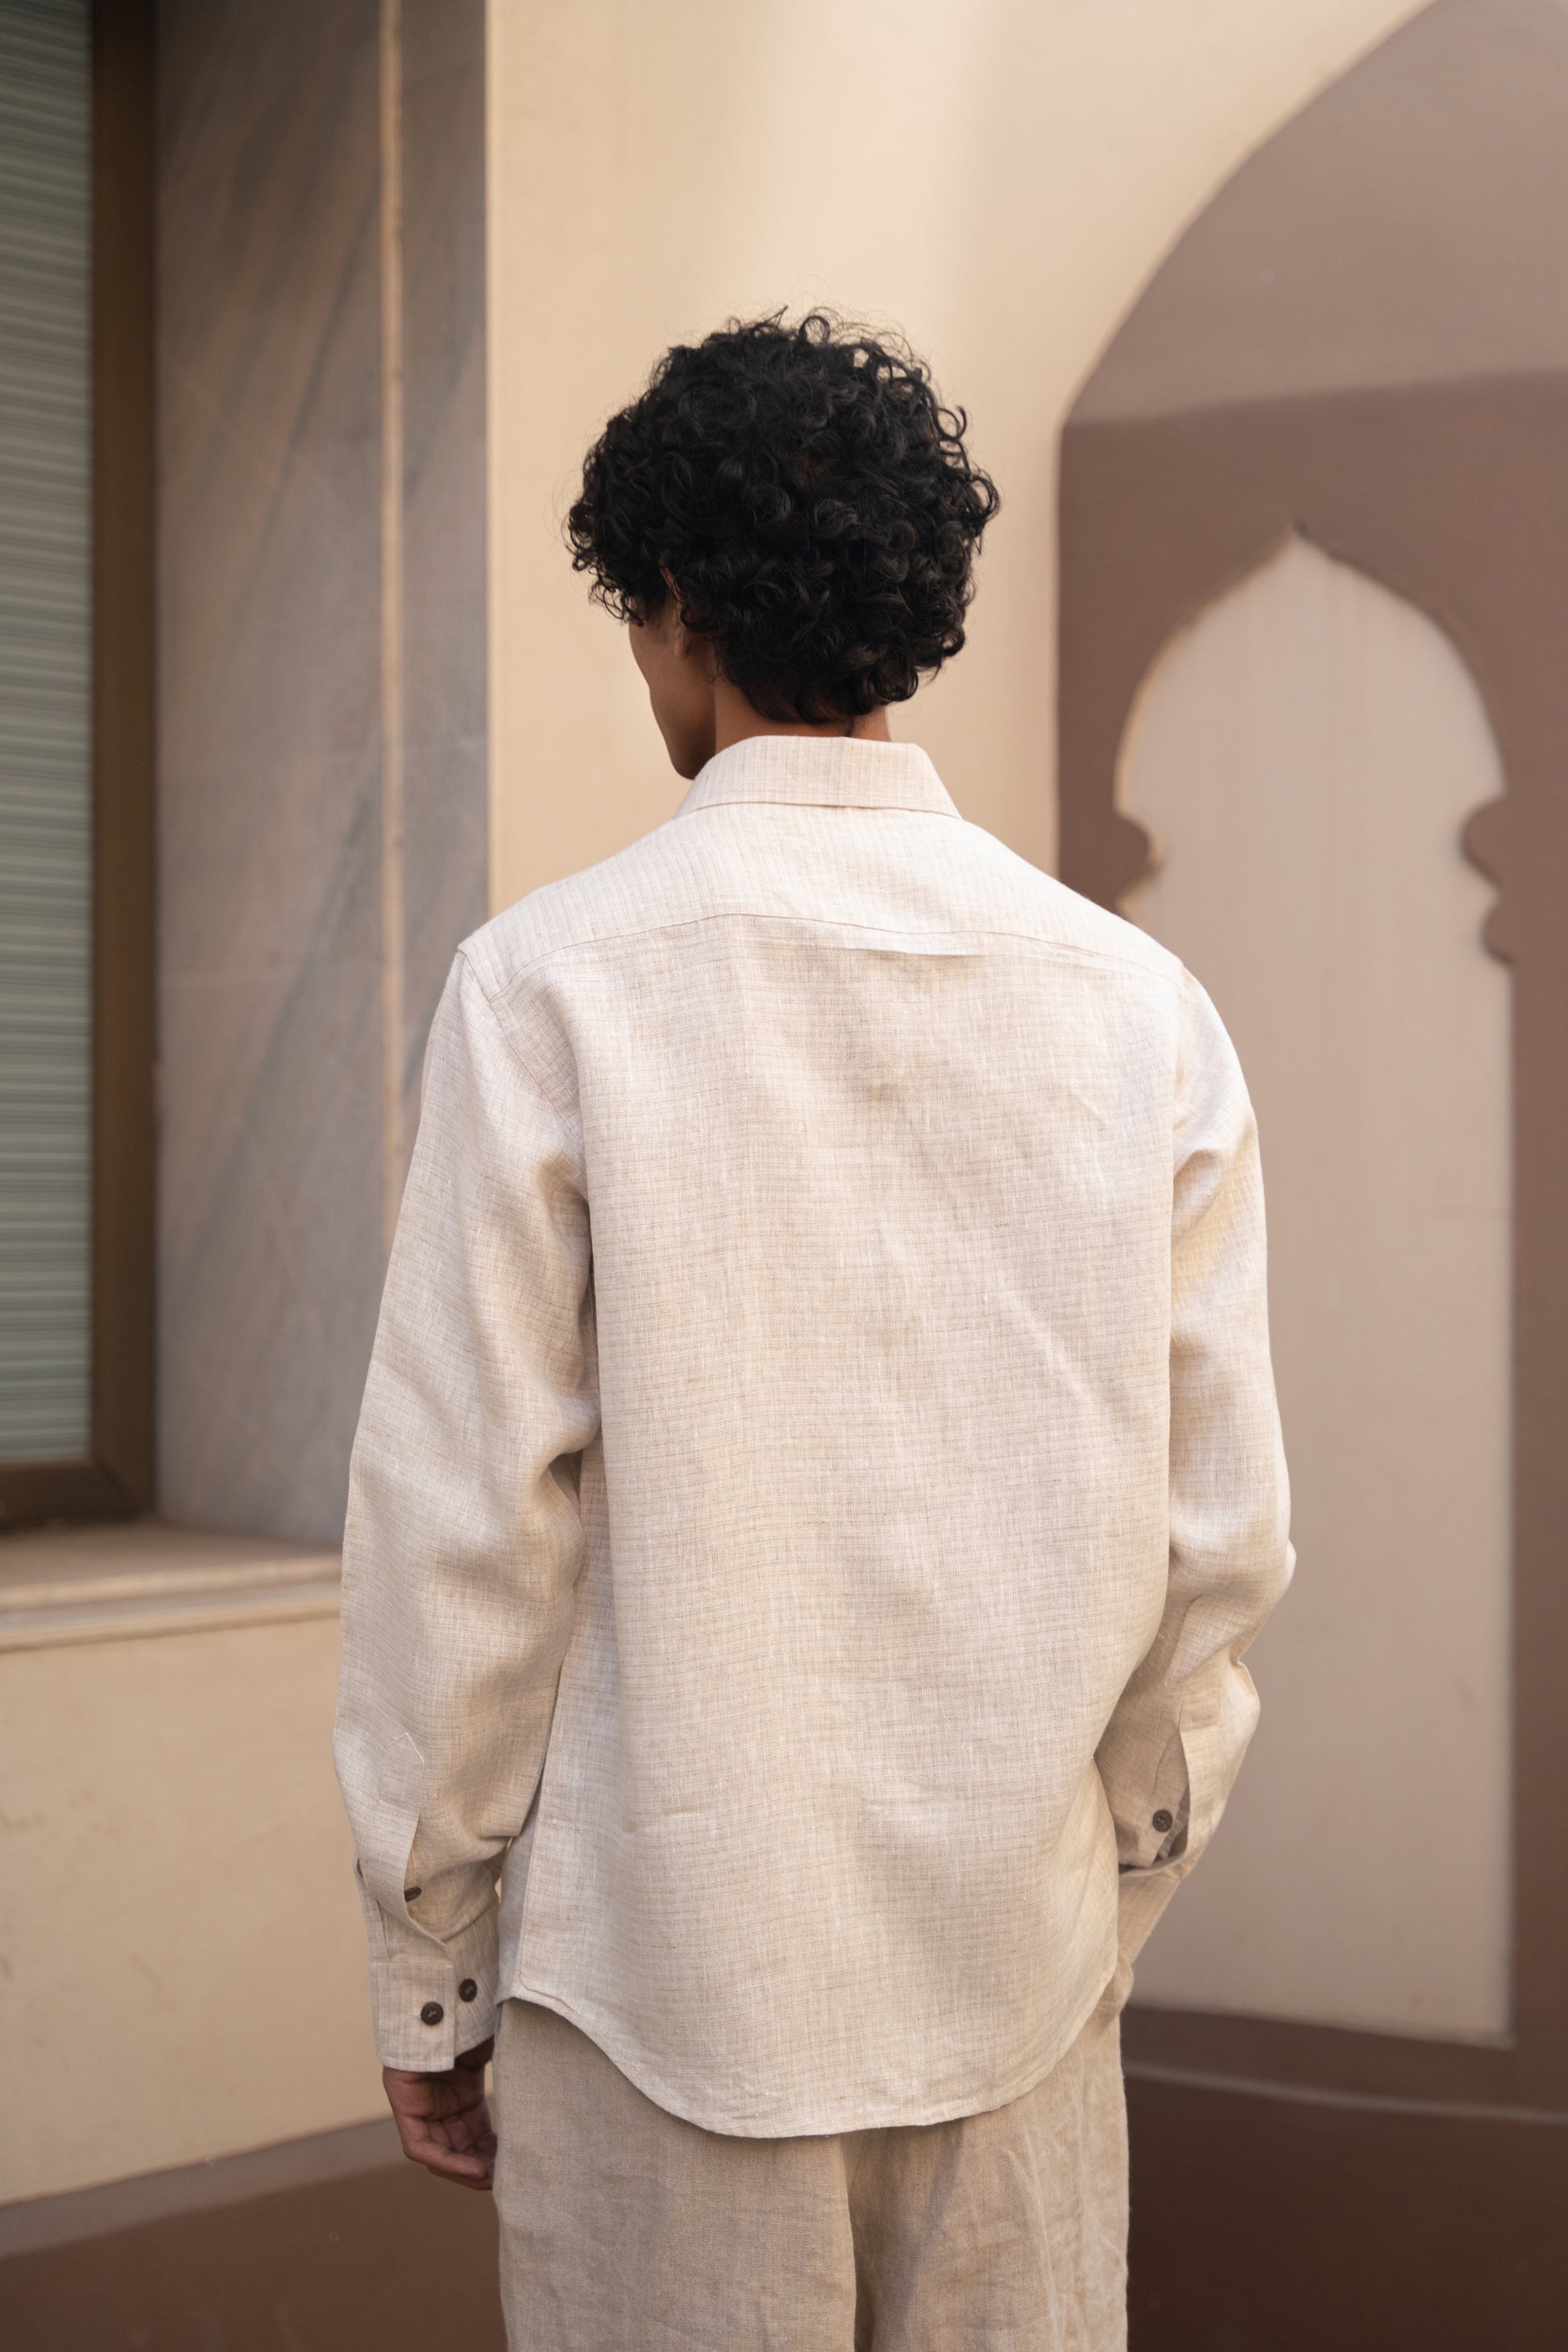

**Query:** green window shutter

left=0, top=0, right=92, bottom=1462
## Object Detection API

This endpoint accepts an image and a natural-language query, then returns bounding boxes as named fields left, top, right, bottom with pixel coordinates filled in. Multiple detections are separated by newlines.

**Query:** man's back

left=337, top=732, right=1290, bottom=2135
left=335, top=313, right=1290, bottom=2344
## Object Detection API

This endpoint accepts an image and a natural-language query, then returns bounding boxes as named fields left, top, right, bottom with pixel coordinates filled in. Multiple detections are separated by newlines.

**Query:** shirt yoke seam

left=472, top=906, right=1187, bottom=1018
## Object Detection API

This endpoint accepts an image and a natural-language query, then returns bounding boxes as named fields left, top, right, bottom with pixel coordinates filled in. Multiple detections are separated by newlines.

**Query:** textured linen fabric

left=492, top=1991, right=1130, bottom=2352
left=334, top=733, right=1292, bottom=2130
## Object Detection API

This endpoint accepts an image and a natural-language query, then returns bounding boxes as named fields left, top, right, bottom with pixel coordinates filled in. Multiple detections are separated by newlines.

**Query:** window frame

left=0, top=0, right=155, bottom=1529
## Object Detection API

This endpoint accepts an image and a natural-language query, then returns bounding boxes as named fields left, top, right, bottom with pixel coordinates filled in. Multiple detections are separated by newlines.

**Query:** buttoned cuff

left=367, top=1898, right=501, bottom=2071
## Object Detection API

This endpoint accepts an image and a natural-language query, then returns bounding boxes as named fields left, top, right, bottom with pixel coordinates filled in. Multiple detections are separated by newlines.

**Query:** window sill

left=0, top=1520, right=341, bottom=1653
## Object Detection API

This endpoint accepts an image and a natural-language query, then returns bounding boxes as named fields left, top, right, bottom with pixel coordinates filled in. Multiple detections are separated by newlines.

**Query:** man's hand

left=383, top=2039, right=497, bottom=2191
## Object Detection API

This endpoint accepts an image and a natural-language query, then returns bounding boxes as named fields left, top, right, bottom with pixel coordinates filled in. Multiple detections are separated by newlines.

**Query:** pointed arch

left=1060, top=2, right=1568, bottom=2159
left=1118, top=531, right=1512, bottom=2042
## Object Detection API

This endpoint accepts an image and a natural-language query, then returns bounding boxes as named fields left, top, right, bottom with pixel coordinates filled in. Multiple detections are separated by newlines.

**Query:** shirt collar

left=677, top=734, right=960, bottom=819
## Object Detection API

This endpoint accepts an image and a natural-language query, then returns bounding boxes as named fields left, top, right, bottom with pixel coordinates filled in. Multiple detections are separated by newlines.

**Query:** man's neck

left=711, top=677, right=891, bottom=758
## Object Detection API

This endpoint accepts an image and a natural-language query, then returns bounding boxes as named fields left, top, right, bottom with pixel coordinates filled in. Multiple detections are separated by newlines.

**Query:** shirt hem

left=504, top=1951, right=1120, bottom=2141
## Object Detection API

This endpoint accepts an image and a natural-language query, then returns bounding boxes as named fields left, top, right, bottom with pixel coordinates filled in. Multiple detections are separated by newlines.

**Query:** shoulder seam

left=454, top=947, right=581, bottom=1119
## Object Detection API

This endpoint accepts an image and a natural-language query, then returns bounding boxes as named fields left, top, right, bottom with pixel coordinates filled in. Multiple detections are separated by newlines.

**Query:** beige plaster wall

left=3, top=2, right=1454, bottom=2212
left=485, top=0, right=1429, bottom=908
left=1119, top=535, right=1512, bottom=2039
left=0, top=1619, right=384, bottom=2201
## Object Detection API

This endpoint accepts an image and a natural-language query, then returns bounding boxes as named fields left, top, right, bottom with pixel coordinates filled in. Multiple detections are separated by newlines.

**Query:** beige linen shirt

left=334, top=734, right=1292, bottom=2135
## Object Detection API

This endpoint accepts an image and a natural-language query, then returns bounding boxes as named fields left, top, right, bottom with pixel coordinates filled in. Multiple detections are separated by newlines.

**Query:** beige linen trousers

left=335, top=732, right=1290, bottom=2320
left=494, top=1989, right=1130, bottom=2352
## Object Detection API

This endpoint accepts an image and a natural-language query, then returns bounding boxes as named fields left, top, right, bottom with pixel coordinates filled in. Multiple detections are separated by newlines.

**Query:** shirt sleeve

left=333, top=951, right=599, bottom=2070
left=1097, top=971, right=1295, bottom=1965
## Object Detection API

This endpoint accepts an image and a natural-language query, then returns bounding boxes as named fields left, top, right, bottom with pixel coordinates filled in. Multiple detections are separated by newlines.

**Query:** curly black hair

left=566, top=313, right=999, bottom=725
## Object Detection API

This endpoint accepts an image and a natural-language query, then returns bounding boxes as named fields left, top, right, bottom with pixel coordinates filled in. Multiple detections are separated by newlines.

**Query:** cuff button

left=420, top=2001, right=444, bottom=2026
left=1152, top=1809, right=1173, bottom=1834
left=458, top=1978, right=478, bottom=2002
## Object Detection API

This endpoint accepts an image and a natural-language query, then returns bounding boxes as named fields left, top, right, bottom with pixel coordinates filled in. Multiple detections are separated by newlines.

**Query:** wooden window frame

left=0, top=0, right=155, bottom=1529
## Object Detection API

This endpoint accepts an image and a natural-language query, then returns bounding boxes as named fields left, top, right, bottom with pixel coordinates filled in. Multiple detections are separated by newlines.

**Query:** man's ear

left=658, top=567, right=698, bottom=662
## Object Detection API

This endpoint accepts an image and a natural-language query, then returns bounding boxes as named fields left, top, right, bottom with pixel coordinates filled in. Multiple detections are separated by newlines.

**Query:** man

left=335, top=312, right=1292, bottom=2350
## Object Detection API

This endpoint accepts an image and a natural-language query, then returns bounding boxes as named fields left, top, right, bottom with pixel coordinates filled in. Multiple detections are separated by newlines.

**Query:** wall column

left=156, top=0, right=487, bottom=1541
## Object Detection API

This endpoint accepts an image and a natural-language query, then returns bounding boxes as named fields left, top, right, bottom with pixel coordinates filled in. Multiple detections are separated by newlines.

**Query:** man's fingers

left=394, top=2109, right=496, bottom=2189
left=411, top=2143, right=494, bottom=2191
left=382, top=2058, right=496, bottom=2188
left=393, top=2103, right=496, bottom=2159
left=410, top=2147, right=493, bottom=2191
left=392, top=2075, right=482, bottom=2125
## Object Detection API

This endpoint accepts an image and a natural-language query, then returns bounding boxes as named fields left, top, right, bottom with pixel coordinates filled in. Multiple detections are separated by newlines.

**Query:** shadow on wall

left=1060, top=1, right=1568, bottom=2344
